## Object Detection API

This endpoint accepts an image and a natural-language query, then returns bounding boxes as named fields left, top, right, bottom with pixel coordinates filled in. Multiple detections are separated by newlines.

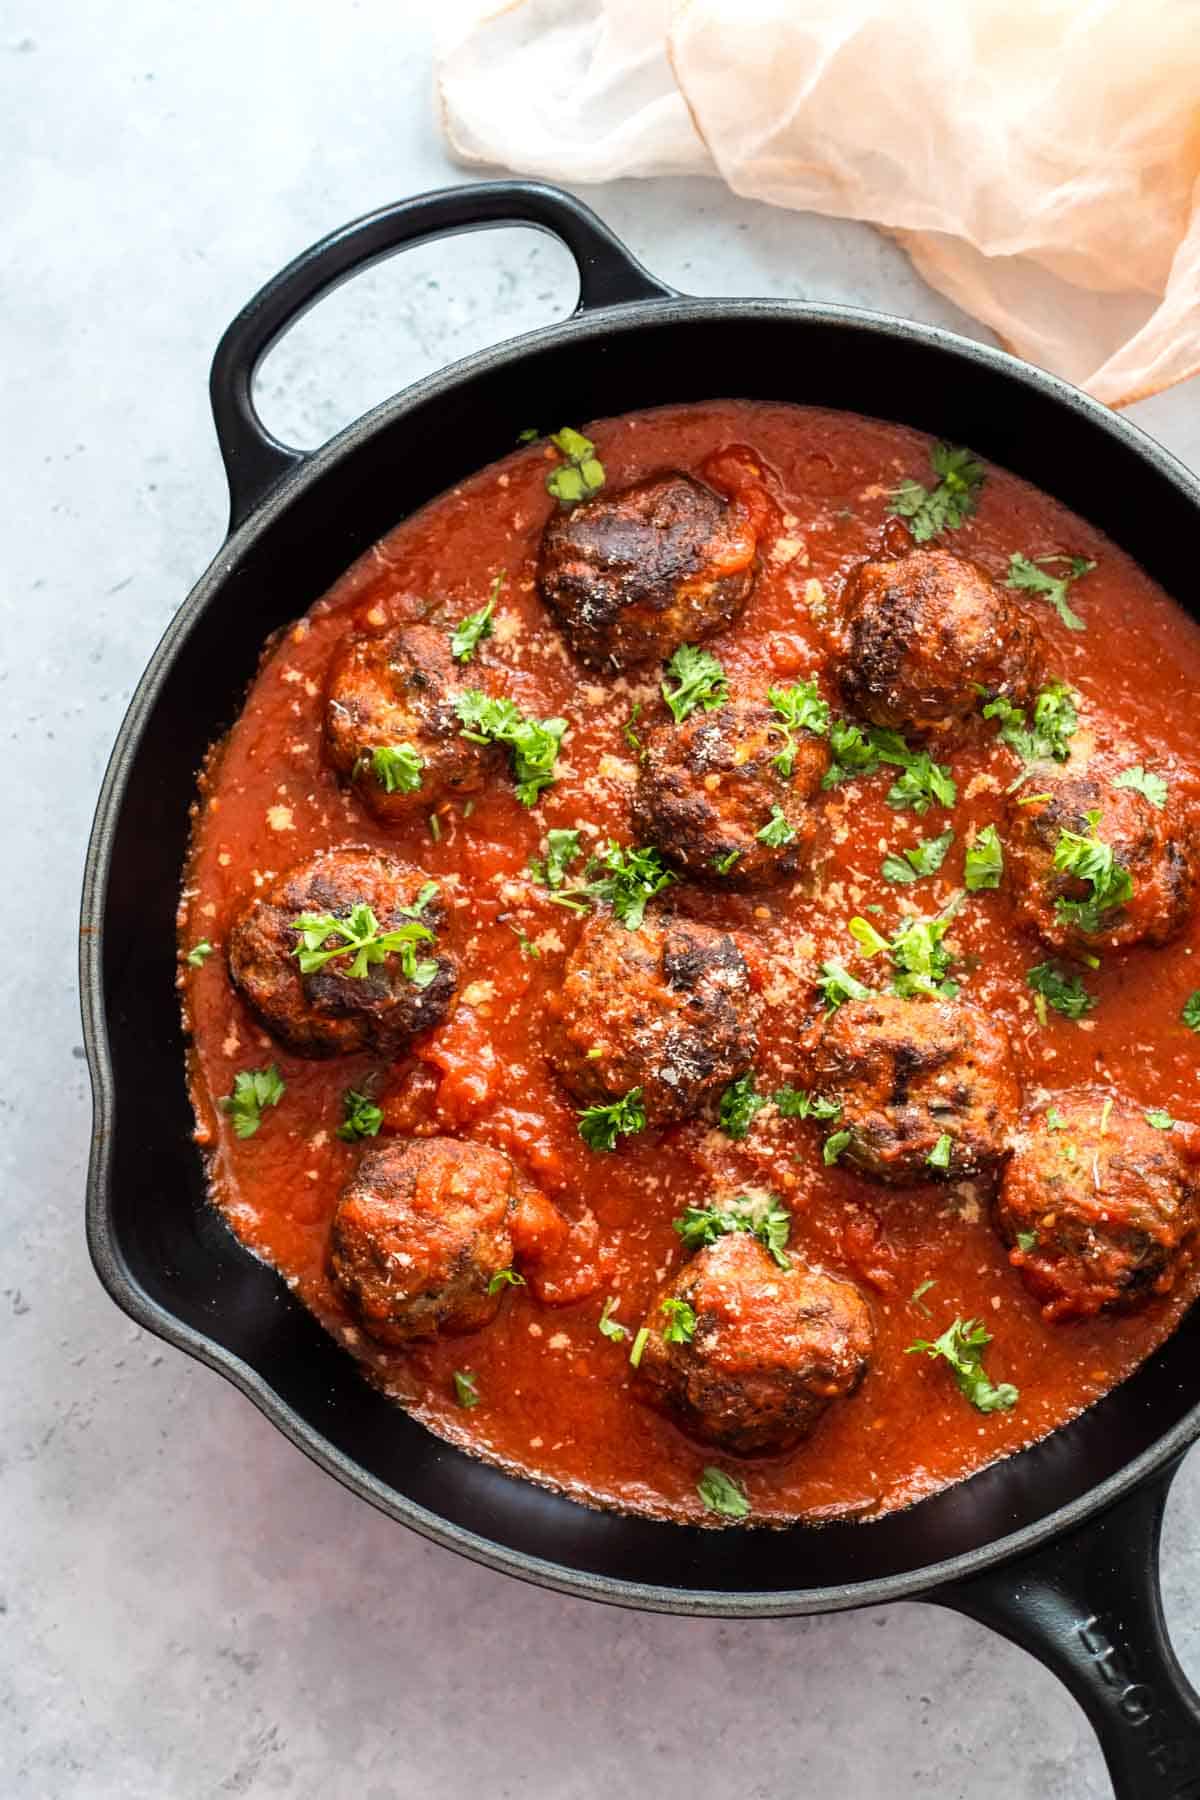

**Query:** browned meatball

left=1005, top=750, right=1199, bottom=953
left=324, top=620, right=502, bottom=820
left=633, top=1232, right=873, bottom=1454
left=796, top=994, right=1019, bottom=1185
left=329, top=1136, right=518, bottom=1344
left=996, top=1092, right=1199, bottom=1320
left=632, top=698, right=831, bottom=888
left=228, top=849, right=456, bottom=1058
left=537, top=472, right=761, bottom=670
left=834, top=548, right=1044, bottom=733
left=546, top=913, right=760, bottom=1126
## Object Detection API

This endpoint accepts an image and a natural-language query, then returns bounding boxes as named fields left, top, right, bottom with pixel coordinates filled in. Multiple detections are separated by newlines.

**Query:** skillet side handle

left=930, top=1460, right=1200, bottom=1798
left=209, top=179, right=675, bottom=532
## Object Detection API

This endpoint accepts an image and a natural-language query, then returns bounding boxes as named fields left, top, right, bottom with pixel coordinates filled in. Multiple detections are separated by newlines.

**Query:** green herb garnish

left=337, top=1088, right=383, bottom=1141
left=597, top=1297, right=629, bottom=1341
left=927, top=1133, right=953, bottom=1171
left=756, top=804, right=796, bottom=848
left=890, top=443, right=986, bottom=543
left=906, top=1316, right=1018, bottom=1414
left=816, top=960, right=873, bottom=1010
left=577, top=1086, right=647, bottom=1152
left=450, top=571, right=503, bottom=663
left=697, top=1466, right=750, bottom=1519
left=713, top=849, right=741, bottom=875
left=367, top=742, right=424, bottom=794
left=546, top=427, right=605, bottom=505
left=628, top=1326, right=650, bottom=1369
left=584, top=841, right=676, bottom=929
left=1016, top=1230, right=1039, bottom=1252
left=455, top=691, right=566, bottom=807
left=964, top=823, right=1004, bottom=892
left=453, top=1370, right=480, bottom=1408
left=1027, top=961, right=1096, bottom=1021
left=882, top=828, right=954, bottom=885
left=529, top=827, right=584, bottom=892
left=718, top=1072, right=768, bottom=1140
left=662, top=644, right=729, bottom=724
left=661, top=1298, right=697, bottom=1344
left=1006, top=553, right=1095, bottom=633
left=220, top=1064, right=285, bottom=1140
left=768, top=679, right=830, bottom=775
left=673, top=1192, right=792, bottom=1269
left=1052, top=810, right=1134, bottom=934
left=1183, top=992, right=1200, bottom=1033
left=292, top=898, right=439, bottom=987
left=488, top=1267, right=526, bottom=1294
left=850, top=910, right=960, bottom=1000
left=982, top=682, right=1078, bottom=765
left=1112, top=766, right=1168, bottom=810
left=773, top=1087, right=843, bottom=1121
left=823, top=1129, right=852, bottom=1165
left=1146, top=1110, right=1175, bottom=1131
left=187, top=939, right=214, bottom=967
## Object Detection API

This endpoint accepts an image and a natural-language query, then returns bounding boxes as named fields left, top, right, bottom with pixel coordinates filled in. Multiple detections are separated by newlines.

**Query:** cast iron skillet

left=81, top=181, right=1200, bottom=1797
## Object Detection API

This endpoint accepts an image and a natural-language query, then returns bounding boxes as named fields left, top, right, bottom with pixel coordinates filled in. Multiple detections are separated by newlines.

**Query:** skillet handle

left=931, top=1459, right=1200, bottom=1797
left=209, top=179, right=675, bottom=531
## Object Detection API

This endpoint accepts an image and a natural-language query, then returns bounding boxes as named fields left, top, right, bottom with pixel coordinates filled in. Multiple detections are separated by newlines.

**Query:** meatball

left=632, top=698, right=830, bottom=888
left=537, top=471, right=761, bottom=670
left=1005, top=751, right=1199, bottom=952
left=834, top=548, right=1044, bottom=733
left=546, top=913, right=760, bottom=1126
left=329, top=1136, right=519, bottom=1343
left=227, top=848, right=456, bottom=1058
left=633, top=1232, right=873, bottom=1454
left=796, top=994, right=1019, bottom=1185
left=996, top=1092, right=1199, bottom=1320
left=324, top=620, right=502, bottom=820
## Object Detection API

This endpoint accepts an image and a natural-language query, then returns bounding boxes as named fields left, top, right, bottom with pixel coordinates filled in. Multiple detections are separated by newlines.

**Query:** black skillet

left=80, top=181, right=1200, bottom=1798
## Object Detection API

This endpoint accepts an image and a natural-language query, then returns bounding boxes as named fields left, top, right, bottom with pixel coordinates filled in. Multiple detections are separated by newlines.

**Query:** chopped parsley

left=546, top=426, right=605, bottom=505
left=1112, top=765, right=1168, bottom=810
left=697, top=1466, right=750, bottom=1519
left=887, top=753, right=957, bottom=816
left=982, top=682, right=1078, bottom=766
left=1052, top=810, right=1134, bottom=934
left=890, top=443, right=986, bottom=543
left=337, top=1088, right=383, bottom=1141
left=517, top=426, right=539, bottom=443
left=453, top=1370, right=480, bottom=1409
left=292, top=896, right=439, bottom=987
left=964, top=823, right=1004, bottom=892
left=816, top=960, right=873, bottom=1010
left=1146, top=1110, right=1175, bottom=1131
left=529, top=827, right=584, bottom=892
left=926, top=1133, right=953, bottom=1171
left=906, top=1316, right=1018, bottom=1414
left=367, top=742, right=424, bottom=794
left=455, top=691, right=566, bottom=807
left=822, top=720, right=956, bottom=814
left=1046, top=1108, right=1068, bottom=1131
left=220, top=1064, right=285, bottom=1139
left=1006, top=553, right=1095, bottom=633
left=718, top=1072, right=768, bottom=1140
left=1015, top=1230, right=1039, bottom=1253
left=882, top=828, right=954, bottom=885
left=508, top=923, right=541, bottom=958
left=712, top=849, right=741, bottom=875
left=768, top=679, right=830, bottom=775
left=823, top=1129, right=852, bottom=1165
left=773, top=1087, right=843, bottom=1121
left=628, top=1326, right=650, bottom=1369
left=623, top=702, right=643, bottom=755
left=186, top=939, right=214, bottom=967
left=488, top=1267, right=526, bottom=1294
left=1183, top=991, right=1200, bottom=1033
left=577, top=1086, right=647, bottom=1152
left=662, top=644, right=729, bottom=723
left=674, top=1192, right=792, bottom=1269
left=597, top=1297, right=629, bottom=1342
left=850, top=910, right=959, bottom=1000
left=1027, top=961, right=1096, bottom=1021
left=661, top=1297, right=697, bottom=1344
left=584, top=841, right=676, bottom=929
left=822, top=718, right=882, bottom=788
left=756, top=804, right=796, bottom=848
left=910, top=1277, right=937, bottom=1317
left=450, top=571, right=503, bottom=663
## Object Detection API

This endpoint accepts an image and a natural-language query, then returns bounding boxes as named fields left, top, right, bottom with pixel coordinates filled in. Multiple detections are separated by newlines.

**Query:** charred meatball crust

left=546, top=913, right=760, bottom=1125
left=1005, top=753, right=1199, bottom=953
left=227, top=848, right=456, bottom=1058
left=329, top=1136, right=518, bottom=1344
left=996, top=1092, right=1198, bottom=1320
left=632, top=698, right=831, bottom=888
left=537, top=471, right=760, bottom=670
left=633, top=1232, right=873, bottom=1454
left=835, top=548, right=1044, bottom=734
left=796, top=995, right=1019, bottom=1185
left=324, top=619, right=503, bottom=820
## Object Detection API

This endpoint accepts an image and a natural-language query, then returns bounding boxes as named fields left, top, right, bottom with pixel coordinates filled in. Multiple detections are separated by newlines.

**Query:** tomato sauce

left=181, top=401, right=1200, bottom=1526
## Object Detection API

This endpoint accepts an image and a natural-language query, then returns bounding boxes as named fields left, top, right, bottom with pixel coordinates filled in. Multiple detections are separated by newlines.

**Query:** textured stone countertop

left=4, top=5, right=1199, bottom=1795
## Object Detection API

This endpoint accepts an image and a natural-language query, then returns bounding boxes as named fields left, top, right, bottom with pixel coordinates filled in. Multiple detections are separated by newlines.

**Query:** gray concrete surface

left=4, top=3, right=1200, bottom=1795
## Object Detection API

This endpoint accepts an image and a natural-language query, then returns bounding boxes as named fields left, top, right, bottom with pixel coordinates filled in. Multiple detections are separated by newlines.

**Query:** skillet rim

left=81, top=290, right=1200, bottom=1616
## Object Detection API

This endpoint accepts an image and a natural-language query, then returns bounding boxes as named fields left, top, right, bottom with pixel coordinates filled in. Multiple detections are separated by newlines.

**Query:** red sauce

left=181, top=401, right=1200, bottom=1526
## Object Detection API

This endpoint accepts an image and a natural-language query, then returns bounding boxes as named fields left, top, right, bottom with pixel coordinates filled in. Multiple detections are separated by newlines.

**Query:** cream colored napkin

left=438, top=0, right=1200, bottom=408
